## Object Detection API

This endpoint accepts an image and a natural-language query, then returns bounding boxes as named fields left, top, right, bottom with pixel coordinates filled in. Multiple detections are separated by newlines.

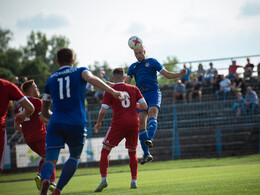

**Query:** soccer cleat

left=94, top=180, right=108, bottom=192
left=40, top=179, right=50, bottom=195
left=49, top=182, right=56, bottom=192
left=35, top=174, right=41, bottom=191
left=145, top=139, right=153, bottom=148
left=140, top=154, right=153, bottom=165
left=130, top=180, right=137, bottom=189
left=51, top=188, right=61, bottom=195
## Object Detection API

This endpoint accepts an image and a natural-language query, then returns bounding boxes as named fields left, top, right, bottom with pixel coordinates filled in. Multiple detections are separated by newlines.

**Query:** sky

left=1, top=0, right=260, bottom=72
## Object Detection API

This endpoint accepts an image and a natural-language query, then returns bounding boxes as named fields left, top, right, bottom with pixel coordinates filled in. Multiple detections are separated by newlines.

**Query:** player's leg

left=55, top=124, right=85, bottom=193
left=95, top=145, right=111, bottom=192
left=125, top=129, right=138, bottom=189
left=40, top=123, right=63, bottom=195
left=138, top=111, right=150, bottom=156
left=147, top=106, right=159, bottom=145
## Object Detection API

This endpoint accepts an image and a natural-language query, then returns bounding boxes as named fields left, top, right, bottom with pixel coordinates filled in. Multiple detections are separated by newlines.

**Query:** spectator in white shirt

left=216, top=75, right=231, bottom=101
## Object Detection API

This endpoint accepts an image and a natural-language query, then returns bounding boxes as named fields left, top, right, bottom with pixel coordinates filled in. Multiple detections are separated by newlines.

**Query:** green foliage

left=0, top=67, right=14, bottom=80
left=0, top=27, right=12, bottom=52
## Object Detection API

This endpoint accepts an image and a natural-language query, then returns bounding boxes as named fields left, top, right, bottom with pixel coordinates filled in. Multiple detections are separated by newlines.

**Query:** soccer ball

left=128, top=36, right=143, bottom=50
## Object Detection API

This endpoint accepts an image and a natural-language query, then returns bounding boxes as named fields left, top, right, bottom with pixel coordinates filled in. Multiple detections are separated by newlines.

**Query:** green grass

left=0, top=154, right=260, bottom=194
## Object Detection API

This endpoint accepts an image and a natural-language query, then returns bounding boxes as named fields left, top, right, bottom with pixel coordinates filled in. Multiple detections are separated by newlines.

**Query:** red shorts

left=103, top=125, right=139, bottom=150
left=26, top=139, right=46, bottom=158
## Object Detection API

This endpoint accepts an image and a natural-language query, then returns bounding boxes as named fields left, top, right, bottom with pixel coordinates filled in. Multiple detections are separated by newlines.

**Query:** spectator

left=233, top=92, right=245, bottom=117
left=228, top=60, right=243, bottom=79
left=245, top=86, right=259, bottom=114
left=203, top=62, right=217, bottom=86
left=213, top=71, right=222, bottom=93
left=181, top=64, right=191, bottom=86
left=216, top=75, right=231, bottom=101
left=232, top=73, right=246, bottom=95
left=244, top=58, right=254, bottom=80
left=196, top=64, right=206, bottom=82
left=258, top=63, right=260, bottom=82
left=189, top=78, right=202, bottom=103
left=94, top=71, right=107, bottom=104
left=173, top=80, right=187, bottom=104
left=13, top=76, right=22, bottom=88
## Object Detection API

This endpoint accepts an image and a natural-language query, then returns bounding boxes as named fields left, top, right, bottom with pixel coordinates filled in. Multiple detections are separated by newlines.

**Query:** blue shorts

left=46, top=123, right=86, bottom=150
left=137, top=90, right=162, bottom=113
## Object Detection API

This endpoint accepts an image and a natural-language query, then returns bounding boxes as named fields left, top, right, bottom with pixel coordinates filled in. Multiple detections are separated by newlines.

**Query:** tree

left=48, top=35, right=70, bottom=72
left=0, top=67, right=14, bottom=80
left=23, top=31, right=49, bottom=63
left=0, top=27, right=12, bottom=52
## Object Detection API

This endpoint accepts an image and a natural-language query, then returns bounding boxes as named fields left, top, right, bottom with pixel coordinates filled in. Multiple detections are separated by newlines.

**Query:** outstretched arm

left=136, top=98, right=148, bottom=110
left=94, top=107, right=107, bottom=133
left=160, top=68, right=187, bottom=79
left=82, top=70, right=128, bottom=100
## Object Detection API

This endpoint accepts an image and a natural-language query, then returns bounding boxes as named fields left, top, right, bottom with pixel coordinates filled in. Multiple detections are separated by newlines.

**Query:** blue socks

left=148, top=118, right=157, bottom=140
left=57, top=157, right=79, bottom=191
left=41, top=161, right=54, bottom=181
left=139, top=129, right=149, bottom=155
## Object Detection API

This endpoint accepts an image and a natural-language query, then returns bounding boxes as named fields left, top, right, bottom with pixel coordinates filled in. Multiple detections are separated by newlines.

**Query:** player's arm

left=82, top=70, right=128, bottom=100
left=160, top=68, right=187, bottom=79
left=136, top=98, right=148, bottom=110
left=94, top=105, right=108, bottom=133
left=14, top=98, right=35, bottom=131
left=41, top=101, right=52, bottom=119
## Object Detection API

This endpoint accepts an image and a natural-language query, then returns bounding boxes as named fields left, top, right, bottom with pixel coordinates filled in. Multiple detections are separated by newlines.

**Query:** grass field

left=0, top=154, right=260, bottom=195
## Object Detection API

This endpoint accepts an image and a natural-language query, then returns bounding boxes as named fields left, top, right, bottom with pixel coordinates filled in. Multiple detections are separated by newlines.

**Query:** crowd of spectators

left=172, top=58, right=260, bottom=115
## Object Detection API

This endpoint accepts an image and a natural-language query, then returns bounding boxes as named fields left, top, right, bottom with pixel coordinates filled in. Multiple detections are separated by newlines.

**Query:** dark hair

left=21, top=79, right=34, bottom=94
left=113, top=68, right=124, bottom=77
left=57, top=48, right=73, bottom=65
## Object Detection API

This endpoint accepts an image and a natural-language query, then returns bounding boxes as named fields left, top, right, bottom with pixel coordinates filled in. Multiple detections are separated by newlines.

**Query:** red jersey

left=229, top=65, right=242, bottom=74
left=0, top=79, right=25, bottom=128
left=102, top=83, right=144, bottom=128
left=18, top=97, right=46, bottom=143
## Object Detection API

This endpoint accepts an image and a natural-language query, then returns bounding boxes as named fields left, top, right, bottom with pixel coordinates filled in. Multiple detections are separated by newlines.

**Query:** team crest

left=145, top=62, right=150, bottom=67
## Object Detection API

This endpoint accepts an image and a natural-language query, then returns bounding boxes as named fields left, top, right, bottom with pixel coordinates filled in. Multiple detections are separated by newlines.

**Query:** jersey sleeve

left=102, top=92, right=112, bottom=108
left=8, top=83, right=25, bottom=102
left=127, top=64, right=134, bottom=77
left=32, top=99, right=42, bottom=115
left=152, top=58, right=164, bottom=72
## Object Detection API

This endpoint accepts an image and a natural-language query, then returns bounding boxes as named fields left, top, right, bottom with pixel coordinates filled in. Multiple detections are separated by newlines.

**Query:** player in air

left=124, top=43, right=187, bottom=164
left=0, top=78, right=35, bottom=173
left=94, top=68, right=148, bottom=192
left=39, top=48, right=127, bottom=195
left=14, top=80, right=56, bottom=192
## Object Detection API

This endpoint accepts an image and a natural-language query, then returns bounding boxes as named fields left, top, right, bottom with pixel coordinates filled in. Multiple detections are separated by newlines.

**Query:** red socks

left=100, top=148, right=110, bottom=177
left=128, top=151, right=138, bottom=180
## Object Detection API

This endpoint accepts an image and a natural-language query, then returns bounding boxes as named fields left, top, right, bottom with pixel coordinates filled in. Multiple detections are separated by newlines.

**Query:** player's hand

left=113, top=91, right=130, bottom=101
left=180, top=69, right=187, bottom=76
left=94, top=123, right=102, bottom=133
left=14, top=121, right=22, bottom=132
left=15, top=112, right=26, bottom=124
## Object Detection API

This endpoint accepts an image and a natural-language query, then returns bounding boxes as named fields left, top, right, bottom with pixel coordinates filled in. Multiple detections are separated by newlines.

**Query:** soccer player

left=39, top=48, right=126, bottom=195
left=125, top=45, right=187, bottom=164
left=0, top=78, right=35, bottom=173
left=94, top=68, right=148, bottom=192
left=14, top=80, right=56, bottom=192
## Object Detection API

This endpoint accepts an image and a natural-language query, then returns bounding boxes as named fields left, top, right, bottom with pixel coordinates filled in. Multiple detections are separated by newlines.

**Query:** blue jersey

left=44, top=66, right=89, bottom=126
left=127, top=58, right=164, bottom=91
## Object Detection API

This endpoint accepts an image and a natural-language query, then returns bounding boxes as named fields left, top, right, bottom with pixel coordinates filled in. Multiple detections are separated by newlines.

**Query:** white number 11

left=57, top=76, right=71, bottom=100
